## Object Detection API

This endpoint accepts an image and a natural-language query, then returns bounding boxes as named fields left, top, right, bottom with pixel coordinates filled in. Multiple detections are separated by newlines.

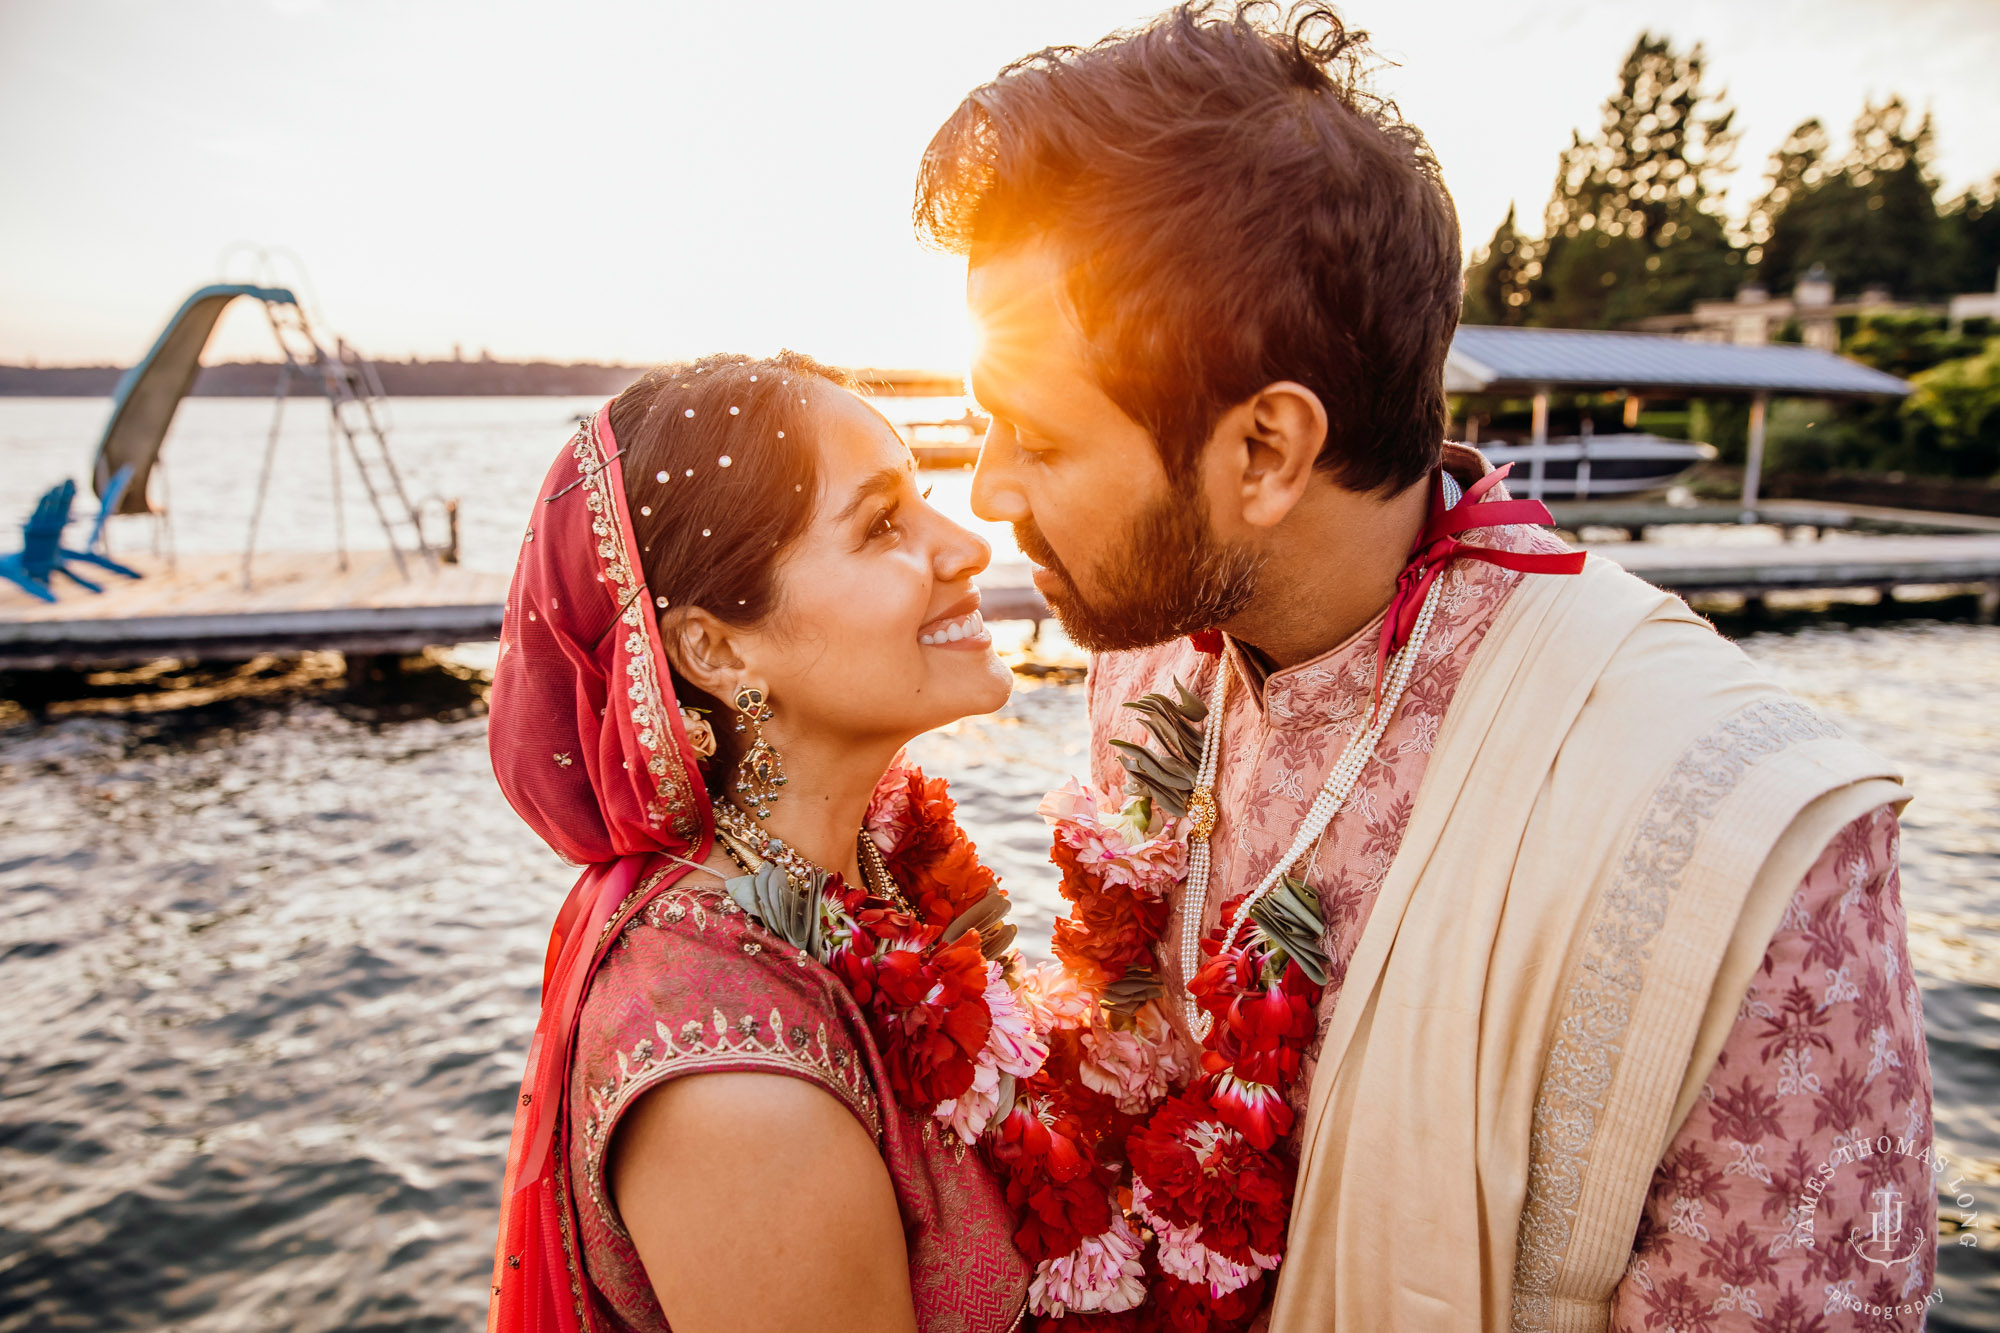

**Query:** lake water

left=1, top=397, right=1995, bottom=1329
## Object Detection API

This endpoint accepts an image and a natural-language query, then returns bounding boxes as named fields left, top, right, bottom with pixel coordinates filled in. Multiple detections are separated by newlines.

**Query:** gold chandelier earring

left=731, top=685, right=787, bottom=818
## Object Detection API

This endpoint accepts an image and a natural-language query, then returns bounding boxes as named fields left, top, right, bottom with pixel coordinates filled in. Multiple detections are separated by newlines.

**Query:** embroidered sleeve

left=1609, top=805, right=1936, bottom=1331
left=567, top=886, right=882, bottom=1239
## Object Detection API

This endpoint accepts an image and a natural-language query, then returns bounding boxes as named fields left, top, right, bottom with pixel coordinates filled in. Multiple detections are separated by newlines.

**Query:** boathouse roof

left=1446, top=326, right=1912, bottom=399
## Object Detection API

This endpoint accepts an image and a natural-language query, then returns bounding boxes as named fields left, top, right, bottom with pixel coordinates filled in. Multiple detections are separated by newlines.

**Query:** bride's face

left=732, top=386, right=1012, bottom=750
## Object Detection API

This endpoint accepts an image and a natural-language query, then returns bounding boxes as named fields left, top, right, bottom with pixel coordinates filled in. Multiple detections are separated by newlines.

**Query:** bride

left=485, top=352, right=1037, bottom=1333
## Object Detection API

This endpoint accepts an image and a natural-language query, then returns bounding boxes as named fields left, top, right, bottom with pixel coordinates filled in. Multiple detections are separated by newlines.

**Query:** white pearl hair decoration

left=656, top=471, right=668, bottom=483
left=684, top=409, right=695, bottom=418
left=1177, top=576, right=1446, bottom=1043
left=729, top=406, right=740, bottom=416
left=719, top=456, right=733, bottom=468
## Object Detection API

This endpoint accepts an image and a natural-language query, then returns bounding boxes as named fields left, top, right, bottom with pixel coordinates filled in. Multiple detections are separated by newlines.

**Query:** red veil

left=484, top=405, right=714, bottom=1333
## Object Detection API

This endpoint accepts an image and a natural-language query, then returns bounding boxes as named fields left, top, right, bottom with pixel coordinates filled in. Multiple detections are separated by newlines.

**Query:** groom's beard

left=1013, top=488, right=1263, bottom=654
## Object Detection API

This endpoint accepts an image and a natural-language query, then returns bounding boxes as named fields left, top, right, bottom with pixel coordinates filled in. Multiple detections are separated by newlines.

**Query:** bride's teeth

left=920, top=611, right=988, bottom=644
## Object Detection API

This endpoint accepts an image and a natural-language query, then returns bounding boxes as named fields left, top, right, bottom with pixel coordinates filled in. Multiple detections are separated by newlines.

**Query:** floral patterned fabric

left=1085, top=520, right=1933, bottom=1326
left=564, top=878, right=1032, bottom=1333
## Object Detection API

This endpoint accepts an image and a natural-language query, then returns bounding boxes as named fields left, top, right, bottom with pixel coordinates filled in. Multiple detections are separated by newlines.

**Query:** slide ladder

left=252, top=297, right=436, bottom=580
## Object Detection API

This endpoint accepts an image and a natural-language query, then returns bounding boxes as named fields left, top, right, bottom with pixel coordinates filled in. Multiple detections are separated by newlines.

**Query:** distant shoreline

left=0, top=361, right=963, bottom=398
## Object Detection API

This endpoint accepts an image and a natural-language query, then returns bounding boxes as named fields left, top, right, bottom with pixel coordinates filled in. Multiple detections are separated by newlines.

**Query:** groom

left=920, top=4, right=1937, bottom=1329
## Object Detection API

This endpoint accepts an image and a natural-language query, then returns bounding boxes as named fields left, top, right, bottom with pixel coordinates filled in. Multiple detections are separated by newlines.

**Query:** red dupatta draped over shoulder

left=486, top=406, right=714, bottom=1333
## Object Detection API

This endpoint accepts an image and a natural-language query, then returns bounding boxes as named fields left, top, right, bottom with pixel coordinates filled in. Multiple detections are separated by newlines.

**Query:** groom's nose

left=970, top=420, right=1030, bottom=525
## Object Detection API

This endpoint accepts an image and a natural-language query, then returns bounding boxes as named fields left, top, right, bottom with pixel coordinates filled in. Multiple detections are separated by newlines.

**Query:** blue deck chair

left=57, top=463, right=141, bottom=583
left=0, top=480, right=80, bottom=602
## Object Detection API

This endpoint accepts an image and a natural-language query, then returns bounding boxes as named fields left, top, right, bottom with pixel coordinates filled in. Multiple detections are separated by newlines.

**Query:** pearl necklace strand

left=1177, top=577, right=1445, bottom=1041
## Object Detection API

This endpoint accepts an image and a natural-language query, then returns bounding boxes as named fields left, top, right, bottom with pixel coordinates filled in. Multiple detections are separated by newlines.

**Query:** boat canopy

left=91, top=283, right=298, bottom=515
left=1446, top=326, right=1912, bottom=400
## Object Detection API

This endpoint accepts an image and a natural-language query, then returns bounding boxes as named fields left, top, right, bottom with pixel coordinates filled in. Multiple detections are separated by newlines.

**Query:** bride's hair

left=610, top=350, right=855, bottom=779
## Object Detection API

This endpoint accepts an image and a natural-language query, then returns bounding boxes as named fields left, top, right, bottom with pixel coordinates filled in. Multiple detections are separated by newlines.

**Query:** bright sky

left=2, top=0, right=1996, bottom=371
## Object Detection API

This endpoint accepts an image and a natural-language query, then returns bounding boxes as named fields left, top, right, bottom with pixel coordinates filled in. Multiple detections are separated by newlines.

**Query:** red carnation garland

left=1008, top=775, right=1327, bottom=1331
left=744, top=760, right=1049, bottom=1153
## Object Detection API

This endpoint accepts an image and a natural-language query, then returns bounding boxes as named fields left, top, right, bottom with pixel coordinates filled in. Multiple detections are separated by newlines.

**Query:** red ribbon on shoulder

left=1373, top=462, right=1586, bottom=688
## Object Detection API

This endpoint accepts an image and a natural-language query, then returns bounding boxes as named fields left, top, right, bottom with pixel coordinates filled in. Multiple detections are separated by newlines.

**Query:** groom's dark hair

left=916, top=2, right=1458, bottom=496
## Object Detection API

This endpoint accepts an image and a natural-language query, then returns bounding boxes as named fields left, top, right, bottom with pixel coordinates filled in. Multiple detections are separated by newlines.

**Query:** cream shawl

left=1267, top=556, right=1907, bottom=1333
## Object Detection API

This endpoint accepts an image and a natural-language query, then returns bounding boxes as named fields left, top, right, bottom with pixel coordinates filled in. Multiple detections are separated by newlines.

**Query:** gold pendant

left=1186, top=785, right=1218, bottom=843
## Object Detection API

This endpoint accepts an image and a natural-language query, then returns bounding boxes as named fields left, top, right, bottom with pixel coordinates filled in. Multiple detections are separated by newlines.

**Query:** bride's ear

left=659, top=606, right=747, bottom=699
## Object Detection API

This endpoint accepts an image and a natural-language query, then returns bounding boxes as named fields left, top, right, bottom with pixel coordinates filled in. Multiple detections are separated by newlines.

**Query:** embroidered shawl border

left=569, top=415, right=702, bottom=842
left=1510, top=697, right=1843, bottom=1330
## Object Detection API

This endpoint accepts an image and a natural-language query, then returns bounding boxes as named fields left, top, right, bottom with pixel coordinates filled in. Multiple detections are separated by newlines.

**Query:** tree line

left=1460, top=34, right=2000, bottom=480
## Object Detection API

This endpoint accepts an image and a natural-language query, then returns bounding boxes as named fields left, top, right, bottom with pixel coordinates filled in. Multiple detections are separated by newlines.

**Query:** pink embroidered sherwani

left=1086, top=514, right=1935, bottom=1329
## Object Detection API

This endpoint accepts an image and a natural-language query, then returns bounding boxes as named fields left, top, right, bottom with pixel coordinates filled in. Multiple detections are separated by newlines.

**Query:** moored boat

left=1475, top=432, right=1715, bottom=500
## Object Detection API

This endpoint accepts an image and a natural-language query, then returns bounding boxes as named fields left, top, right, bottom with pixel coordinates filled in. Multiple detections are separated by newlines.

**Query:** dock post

left=344, top=652, right=405, bottom=698
left=1529, top=389, right=1550, bottom=501
left=1740, top=391, right=1769, bottom=523
left=1980, top=581, right=1999, bottom=625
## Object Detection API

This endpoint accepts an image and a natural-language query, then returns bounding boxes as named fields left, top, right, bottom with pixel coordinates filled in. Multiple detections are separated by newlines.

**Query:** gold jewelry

left=730, top=685, right=786, bottom=818
left=714, top=800, right=910, bottom=912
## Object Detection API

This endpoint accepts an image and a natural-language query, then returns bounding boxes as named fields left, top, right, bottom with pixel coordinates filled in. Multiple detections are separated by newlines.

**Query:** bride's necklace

left=713, top=799, right=911, bottom=912
left=1177, top=577, right=1446, bottom=1041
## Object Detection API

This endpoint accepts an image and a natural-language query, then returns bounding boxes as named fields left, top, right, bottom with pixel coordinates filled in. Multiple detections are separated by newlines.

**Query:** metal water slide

left=86, top=283, right=440, bottom=581
left=92, top=283, right=294, bottom=516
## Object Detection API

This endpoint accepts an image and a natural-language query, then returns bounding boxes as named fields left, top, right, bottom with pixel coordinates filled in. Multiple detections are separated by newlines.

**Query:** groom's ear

left=1213, top=381, right=1327, bottom=531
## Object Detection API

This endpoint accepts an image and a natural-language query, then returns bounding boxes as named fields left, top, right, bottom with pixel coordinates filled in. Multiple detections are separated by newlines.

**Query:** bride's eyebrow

left=834, top=467, right=909, bottom=523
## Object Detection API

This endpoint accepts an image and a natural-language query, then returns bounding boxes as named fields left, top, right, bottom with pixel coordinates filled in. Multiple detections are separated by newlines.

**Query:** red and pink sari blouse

left=564, top=874, right=1032, bottom=1333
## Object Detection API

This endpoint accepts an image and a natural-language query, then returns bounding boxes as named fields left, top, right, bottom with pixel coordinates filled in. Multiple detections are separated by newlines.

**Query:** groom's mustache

left=1011, top=518, right=1078, bottom=596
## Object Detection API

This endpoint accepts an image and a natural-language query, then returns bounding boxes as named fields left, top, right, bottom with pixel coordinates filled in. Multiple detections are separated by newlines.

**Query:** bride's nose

left=933, top=518, right=992, bottom=584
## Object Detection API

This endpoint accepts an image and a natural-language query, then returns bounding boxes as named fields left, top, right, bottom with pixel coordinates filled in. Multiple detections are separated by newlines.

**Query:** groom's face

left=965, top=243, right=1259, bottom=652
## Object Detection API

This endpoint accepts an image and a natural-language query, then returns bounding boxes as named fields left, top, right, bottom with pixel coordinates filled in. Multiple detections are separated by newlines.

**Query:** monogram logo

left=1850, top=1185, right=1926, bottom=1268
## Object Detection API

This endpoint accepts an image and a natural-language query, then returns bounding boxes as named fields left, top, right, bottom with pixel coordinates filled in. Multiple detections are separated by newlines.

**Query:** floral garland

left=722, top=755, right=1051, bottom=1151
left=999, top=692, right=1327, bottom=1331
left=721, top=740, right=1317, bottom=1331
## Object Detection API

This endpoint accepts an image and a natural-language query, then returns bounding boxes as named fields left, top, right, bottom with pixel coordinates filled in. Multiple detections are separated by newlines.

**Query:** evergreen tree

left=1461, top=203, right=1532, bottom=325
left=1943, top=175, right=2000, bottom=296
left=1525, top=34, right=1743, bottom=328
left=1747, top=118, right=1832, bottom=263
left=1757, top=98, right=1957, bottom=298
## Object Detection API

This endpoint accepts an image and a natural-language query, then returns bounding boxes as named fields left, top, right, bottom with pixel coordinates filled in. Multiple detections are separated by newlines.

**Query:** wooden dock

left=1546, top=498, right=2000, bottom=537
left=978, top=531, right=2000, bottom=626
left=5, top=524, right=1996, bottom=673
left=0, top=551, right=509, bottom=671
left=1598, top=533, right=2000, bottom=603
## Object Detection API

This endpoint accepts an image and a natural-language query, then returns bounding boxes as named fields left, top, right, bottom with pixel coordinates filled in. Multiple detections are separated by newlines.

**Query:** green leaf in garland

left=1109, top=738, right=1192, bottom=814
left=726, top=862, right=824, bottom=958
left=1247, top=875, right=1330, bottom=987
left=945, top=890, right=1018, bottom=961
left=1112, top=678, right=1209, bottom=816
left=1101, top=967, right=1166, bottom=1018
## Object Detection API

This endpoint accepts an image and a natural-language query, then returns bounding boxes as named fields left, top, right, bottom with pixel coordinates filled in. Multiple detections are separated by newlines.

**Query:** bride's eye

left=868, top=505, right=901, bottom=541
